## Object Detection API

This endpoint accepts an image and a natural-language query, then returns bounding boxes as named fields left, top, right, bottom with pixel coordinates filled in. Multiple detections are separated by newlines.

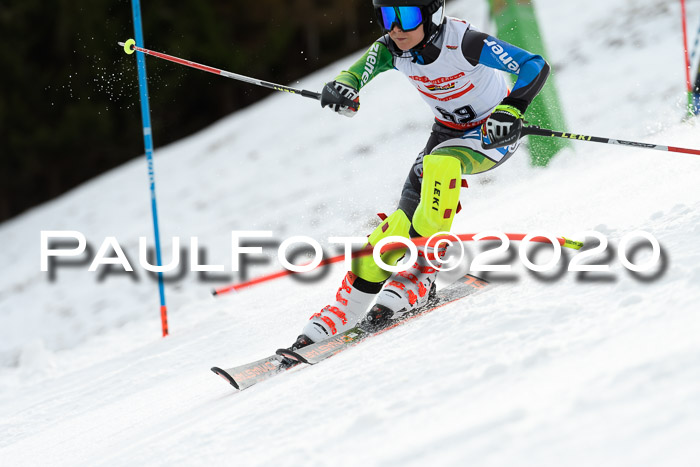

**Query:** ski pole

left=117, top=39, right=357, bottom=108
left=692, top=14, right=700, bottom=66
left=521, top=125, right=700, bottom=156
left=694, top=60, right=700, bottom=115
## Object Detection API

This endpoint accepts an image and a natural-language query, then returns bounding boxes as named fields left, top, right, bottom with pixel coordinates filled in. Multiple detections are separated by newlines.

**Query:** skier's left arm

left=461, top=30, right=551, bottom=148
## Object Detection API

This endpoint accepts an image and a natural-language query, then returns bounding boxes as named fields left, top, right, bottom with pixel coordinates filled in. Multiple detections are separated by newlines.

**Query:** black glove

left=481, top=104, right=524, bottom=149
left=320, top=81, right=360, bottom=117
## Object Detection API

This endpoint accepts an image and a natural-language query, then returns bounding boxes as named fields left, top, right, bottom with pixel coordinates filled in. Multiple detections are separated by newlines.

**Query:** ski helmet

left=372, top=0, right=445, bottom=48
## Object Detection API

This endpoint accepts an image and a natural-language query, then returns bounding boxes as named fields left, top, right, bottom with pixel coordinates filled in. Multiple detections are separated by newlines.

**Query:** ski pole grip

left=301, top=89, right=322, bottom=101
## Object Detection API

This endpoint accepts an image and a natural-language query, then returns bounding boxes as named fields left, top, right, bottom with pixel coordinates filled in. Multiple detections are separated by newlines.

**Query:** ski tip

left=122, top=38, right=136, bottom=55
left=211, top=367, right=240, bottom=390
left=211, top=289, right=218, bottom=296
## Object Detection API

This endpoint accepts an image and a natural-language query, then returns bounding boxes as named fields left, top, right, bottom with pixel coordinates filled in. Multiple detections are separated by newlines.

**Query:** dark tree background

left=0, top=0, right=380, bottom=222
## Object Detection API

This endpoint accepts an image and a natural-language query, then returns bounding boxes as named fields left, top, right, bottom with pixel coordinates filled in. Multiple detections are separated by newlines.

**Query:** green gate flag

left=488, top=0, right=569, bottom=166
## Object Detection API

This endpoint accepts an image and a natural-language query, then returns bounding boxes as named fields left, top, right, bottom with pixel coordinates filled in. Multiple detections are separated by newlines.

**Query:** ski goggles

left=377, top=6, right=424, bottom=32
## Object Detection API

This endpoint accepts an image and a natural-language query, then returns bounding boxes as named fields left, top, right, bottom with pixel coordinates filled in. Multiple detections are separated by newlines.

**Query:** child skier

left=290, top=0, right=550, bottom=349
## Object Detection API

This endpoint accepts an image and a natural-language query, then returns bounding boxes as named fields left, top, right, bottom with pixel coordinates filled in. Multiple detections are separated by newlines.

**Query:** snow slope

left=1, top=0, right=700, bottom=465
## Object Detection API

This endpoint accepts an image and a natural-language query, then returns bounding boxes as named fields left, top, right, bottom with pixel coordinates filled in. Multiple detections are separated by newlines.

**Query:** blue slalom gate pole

left=130, top=0, right=169, bottom=336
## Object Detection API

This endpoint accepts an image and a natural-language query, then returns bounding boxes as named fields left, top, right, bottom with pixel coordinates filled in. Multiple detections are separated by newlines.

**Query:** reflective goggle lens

left=379, top=6, right=423, bottom=32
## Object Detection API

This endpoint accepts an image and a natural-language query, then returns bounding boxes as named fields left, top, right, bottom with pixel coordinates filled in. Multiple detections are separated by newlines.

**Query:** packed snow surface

left=1, top=0, right=700, bottom=465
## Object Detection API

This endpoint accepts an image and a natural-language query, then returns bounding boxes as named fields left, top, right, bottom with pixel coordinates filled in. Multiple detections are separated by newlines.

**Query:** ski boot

left=301, top=271, right=377, bottom=342
left=364, top=245, right=445, bottom=329
left=281, top=272, right=377, bottom=367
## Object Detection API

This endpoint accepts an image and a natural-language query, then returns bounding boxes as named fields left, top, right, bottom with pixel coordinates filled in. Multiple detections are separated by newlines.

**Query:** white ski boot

left=365, top=245, right=445, bottom=326
left=302, top=272, right=377, bottom=342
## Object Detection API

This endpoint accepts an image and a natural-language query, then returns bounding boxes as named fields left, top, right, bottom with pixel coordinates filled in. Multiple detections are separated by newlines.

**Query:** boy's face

left=389, top=23, right=425, bottom=51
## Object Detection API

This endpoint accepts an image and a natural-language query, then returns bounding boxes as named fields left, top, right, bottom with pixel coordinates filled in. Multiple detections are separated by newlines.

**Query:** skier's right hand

left=320, top=81, right=359, bottom=117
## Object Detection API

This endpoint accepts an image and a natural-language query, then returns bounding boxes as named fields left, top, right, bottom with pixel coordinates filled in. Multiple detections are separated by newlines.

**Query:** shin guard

left=411, top=154, right=462, bottom=237
left=351, top=209, right=411, bottom=283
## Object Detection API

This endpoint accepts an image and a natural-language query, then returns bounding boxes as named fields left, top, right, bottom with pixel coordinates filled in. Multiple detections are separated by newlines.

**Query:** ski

left=211, top=273, right=489, bottom=391
left=277, top=274, right=489, bottom=365
left=211, top=354, right=297, bottom=391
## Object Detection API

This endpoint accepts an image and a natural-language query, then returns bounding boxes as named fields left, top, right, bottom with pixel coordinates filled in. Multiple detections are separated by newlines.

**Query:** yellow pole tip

left=123, top=38, right=136, bottom=55
left=562, top=237, right=584, bottom=250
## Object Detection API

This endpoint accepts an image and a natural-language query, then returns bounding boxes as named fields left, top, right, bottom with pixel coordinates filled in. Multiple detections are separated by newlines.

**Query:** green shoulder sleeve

left=334, top=41, right=394, bottom=91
